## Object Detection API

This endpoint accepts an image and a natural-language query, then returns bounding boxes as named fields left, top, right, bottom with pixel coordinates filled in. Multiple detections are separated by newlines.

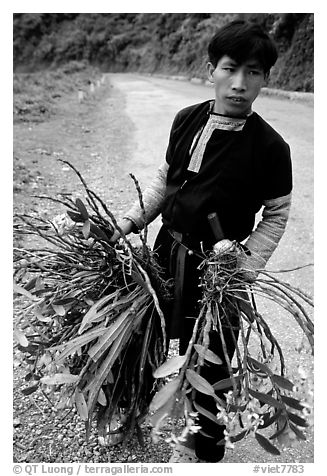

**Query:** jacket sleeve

left=123, top=161, right=168, bottom=229
left=238, top=192, right=292, bottom=277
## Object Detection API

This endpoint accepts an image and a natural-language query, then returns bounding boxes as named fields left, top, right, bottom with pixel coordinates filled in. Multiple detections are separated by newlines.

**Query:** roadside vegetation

left=13, top=13, right=313, bottom=92
left=13, top=61, right=99, bottom=124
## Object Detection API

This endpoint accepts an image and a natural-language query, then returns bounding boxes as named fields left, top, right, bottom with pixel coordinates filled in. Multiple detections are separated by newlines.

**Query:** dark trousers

left=154, top=226, right=240, bottom=462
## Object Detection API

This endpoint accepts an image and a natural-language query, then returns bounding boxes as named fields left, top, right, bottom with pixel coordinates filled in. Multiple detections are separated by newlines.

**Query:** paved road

left=107, top=73, right=314, bottom=464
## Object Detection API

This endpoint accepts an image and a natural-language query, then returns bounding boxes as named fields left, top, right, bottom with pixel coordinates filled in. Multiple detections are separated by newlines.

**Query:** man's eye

left=249, top=70, right=261, bottom=75
left=223, top=67, right=234, bottom=72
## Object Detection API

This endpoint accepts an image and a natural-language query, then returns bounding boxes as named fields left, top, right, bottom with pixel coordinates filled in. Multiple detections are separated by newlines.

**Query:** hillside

left=13, top=13, right=313, bottom=92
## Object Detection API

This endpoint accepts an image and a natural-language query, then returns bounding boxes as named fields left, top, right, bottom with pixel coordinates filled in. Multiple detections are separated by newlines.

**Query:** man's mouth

left=227, top=96, right=246, bottom=103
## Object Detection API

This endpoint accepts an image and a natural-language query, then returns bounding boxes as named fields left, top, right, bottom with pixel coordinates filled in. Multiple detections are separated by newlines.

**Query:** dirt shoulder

left=13, top=76, right=173, bottom=464
left=14, top=75, right=137, bottom=221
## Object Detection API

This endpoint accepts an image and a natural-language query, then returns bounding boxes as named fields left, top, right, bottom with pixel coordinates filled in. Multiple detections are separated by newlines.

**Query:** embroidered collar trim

left=187, top=102, right=249, bottom=173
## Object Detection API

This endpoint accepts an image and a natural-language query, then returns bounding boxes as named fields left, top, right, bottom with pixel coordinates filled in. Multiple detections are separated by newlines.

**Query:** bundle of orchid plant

left=148, top=247, right=314, bottom=456
left=13, top=160, right=314, bottom=456
left=13, top=160, right=172, bottom=447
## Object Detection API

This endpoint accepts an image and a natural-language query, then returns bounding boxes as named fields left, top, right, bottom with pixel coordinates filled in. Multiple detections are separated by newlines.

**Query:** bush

left=13, top=13, right=313, bottom=92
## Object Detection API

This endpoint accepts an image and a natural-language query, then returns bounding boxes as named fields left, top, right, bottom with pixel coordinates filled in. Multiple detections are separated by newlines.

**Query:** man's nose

left=231, top=71, right=247, bottom=91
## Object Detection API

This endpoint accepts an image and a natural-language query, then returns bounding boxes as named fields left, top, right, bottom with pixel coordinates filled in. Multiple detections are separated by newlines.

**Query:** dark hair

left=208, top=20, right=278, bottom=74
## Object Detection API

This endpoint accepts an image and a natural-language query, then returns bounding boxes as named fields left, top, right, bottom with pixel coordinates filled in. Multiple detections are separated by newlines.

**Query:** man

left=111, top=20, right=292, bottom=463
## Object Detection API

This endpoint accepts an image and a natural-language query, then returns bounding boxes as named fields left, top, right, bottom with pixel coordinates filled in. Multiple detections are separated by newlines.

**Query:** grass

left=13, top=61, right=100, bottom=123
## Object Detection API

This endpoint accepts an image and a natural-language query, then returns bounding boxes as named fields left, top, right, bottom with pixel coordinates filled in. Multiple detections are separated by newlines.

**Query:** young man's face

left=207, top=55, right=267, bottom=117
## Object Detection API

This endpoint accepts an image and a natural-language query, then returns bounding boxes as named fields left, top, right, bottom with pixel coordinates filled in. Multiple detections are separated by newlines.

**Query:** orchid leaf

left=193, top=401, right=220, bottom=424
left=247, top=356, right=272, bottom=377
left=51, top=303, right=66, bottom=316
left=82, top=219, right=91, bottom=239
left=87, top=295, right=145, bottom=362
left=281, top=395, right=305, bottom=411
left=34, top=307, right=52, bottom=323
left=194, top=344, right=223, bottom=365
left=153, top=355, right=187, bottom=379
left=88, top=312, right=131, bottom=362
left=66, top=210, right=84, bottom=222
left=186, top=369, right=215, bottom=396
left=255, top=432, right=281, bottom=455
left=75, top=389, right=88, bottom=421
left=75, top=198, right=89, bottom=220
left=24, top=276, right=38, bottom=291
left=230, top=430, right=248, bottom=443
left=287, top=411, right=308, bottom=427
left=149, top=378, right=181, bottom=413
left=85, top=322, right=134, bottom=421
left=21, top=384, right=39, bottom=395
left=97, top=388, right=107, bottom=406
left=258, top=409, right=283, bottom=429
left=13, top=282, right=38, bottom=301
left=78, top=290, right=121, bottom=334
left=148, top=395, right=175, bottom=428
left=271, top=374, right=295, bottom=392
left=14, top=328, right=29, bottom=348
left=89, top=223, right=111, bottom=242
left=269, top=418, right=288, bottom=440
left=213, top=374, right=243, bottom=392
left=289, top=421, right=307, bottom=440
left=248, top=388, right=284, bottom=409
left=130, top=270, right=152, bottom=295
left=55, top=325, right=106, bottom=363
left=40, top=373, right=79, bottom=385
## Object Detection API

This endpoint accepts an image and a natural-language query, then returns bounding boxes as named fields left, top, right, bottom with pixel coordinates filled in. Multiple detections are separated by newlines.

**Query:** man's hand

left=213, top=239, right=257, bottom=283
left=109, top=218, right=135, bottom=243
left=213, top=239, right=235, bottom=255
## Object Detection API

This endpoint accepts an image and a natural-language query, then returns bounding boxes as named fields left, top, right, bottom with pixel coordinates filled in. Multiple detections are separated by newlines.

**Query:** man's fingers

left=109, top=230, right=121, bottom=243
left=213, top=239, right=235, bottom=255
left=109, top=219, right=134, bottom=243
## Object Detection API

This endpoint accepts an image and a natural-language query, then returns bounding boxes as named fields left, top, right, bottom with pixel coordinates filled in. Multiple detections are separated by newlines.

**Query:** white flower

left=52, top=213, right=76, bottom=236
left=225, top=439, right=235, bottom=450
left=189, top=425, right=201, bottom=434
left=188, top=411, right=198, bottom=418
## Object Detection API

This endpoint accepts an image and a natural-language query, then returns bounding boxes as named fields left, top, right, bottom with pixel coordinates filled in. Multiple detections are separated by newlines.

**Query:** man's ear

left=207, top=62, right=215, bottom=82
